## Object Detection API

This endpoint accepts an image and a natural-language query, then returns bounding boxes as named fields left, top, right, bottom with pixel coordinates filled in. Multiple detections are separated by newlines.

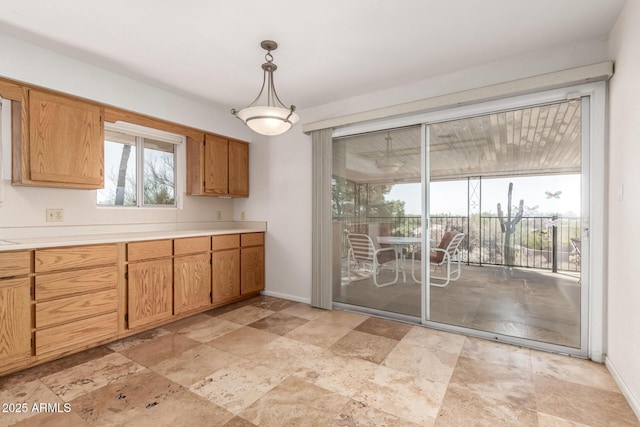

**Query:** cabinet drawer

left=212, top=234, right=240, bottom=250
left=174, top=236, right=210, bottom=256
left=241, top=232, right=264, bottom=247
left=35, top=311, right=117, bottom=356
left=128, top=239, right=172, bottom=262
left=36, top=244, right=117, bottom=273
left=35, top=265, right=117, bottom=301
left=0, top=251, right=30, bottom=278
left=36, top=288, right=117, bottom=328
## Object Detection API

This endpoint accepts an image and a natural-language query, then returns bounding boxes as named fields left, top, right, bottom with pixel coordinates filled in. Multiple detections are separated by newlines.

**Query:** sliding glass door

left=331, top=87, right=592, bottom=355
left=423, top=99, right=585, bottom=351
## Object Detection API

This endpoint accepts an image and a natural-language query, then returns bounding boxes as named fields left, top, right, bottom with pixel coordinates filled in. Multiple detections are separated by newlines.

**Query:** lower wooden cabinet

left=0, top=277, right=31, bottom=374
left=212, top=235, right=240, bottom=304
left=34, top=244, right=118, bottom=358
left=174, top=236, right=211, bottom=315
left=241, top=233, right=265, bottom=295
left=127, top=258, right=173, bottom=329
left=0, top=231, right=265, bottom=376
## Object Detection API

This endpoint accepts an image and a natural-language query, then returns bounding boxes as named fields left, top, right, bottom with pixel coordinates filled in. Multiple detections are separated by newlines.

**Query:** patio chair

left=411, top=231, right=465, bottom=286
left=346, top=233, right=399, bottom=287
left=570, top=238, right=581, bottom=263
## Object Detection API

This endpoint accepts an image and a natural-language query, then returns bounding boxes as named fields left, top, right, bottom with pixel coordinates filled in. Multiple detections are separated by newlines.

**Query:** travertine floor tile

left=189, top=358, right=289, bottom=414
left=247, top=311, right=309, bottom=336
left=293, top=350, right=378, bottom=397
left=176, top=316, right=243, bottom=343
left=207, top=326, right=280, bottom=358
left=332, top=399, right=423, bottom=426
left=71, top=370, right=234, bottom=426
left=106, top=327, right=171, bottom=352
left=534, top=375, right=639, bottom=426
left=354, top=316, right=413, bottom=340
left=285, top=320, right=353, bottom=348
left=41, top=352, right=146, bottom=401
left=436, top=383, right=538, bottom=426
left=352, top=364, right=447, bottom=425
left=448, top=356, right=536, bottom=410
left=531, top=349, right=620, bottom=393
left=119, top=332, right=201, bottom=367
left=150, top=344, right=239, bottom=387
left=329, top=330, right=399, bottom=364
left=217, top=305, right=276, bottom=325
left=1, top=295, right=636, bottom=427
left=280, top=302, right=328, bottom=320
left=239, top=376, right=351, bottom=426
left=0, top=378, right=66, bottom=425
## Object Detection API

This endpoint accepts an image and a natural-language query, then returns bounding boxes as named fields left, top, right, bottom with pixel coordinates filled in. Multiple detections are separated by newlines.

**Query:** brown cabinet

left=186, top=134, right=249, bottom=197
left=174, top=236, right=211, bottom=315
left=211, top=234, right=240, bottom=304
left=127, top=240, right=173, bottom=329
left=34, top=244, right=118, bottom=357
left=241, top=233, right=265, bottom=295
left=13, top=89, right=104, bottom=189
left=0, top=251, right=31, bottom=375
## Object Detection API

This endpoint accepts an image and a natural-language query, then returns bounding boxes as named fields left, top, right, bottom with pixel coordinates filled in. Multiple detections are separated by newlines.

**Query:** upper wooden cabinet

left=13, top=89, right=104, bottom=189
left=187, top=134, right=249, bottom=197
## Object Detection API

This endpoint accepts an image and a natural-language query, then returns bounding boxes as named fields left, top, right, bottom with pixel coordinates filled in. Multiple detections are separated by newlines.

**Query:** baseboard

left=261, top=290, right=311, bottom=305
left=605, top=356, right=640, bottom=421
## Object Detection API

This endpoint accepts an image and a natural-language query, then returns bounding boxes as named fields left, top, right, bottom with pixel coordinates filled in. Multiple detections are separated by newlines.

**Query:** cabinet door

left=128, top=259, right=173, bottom=329
left=241, top=246, right=265, bottom=295
left=28, top=90, right=103, bottom=188
left=0, top=278, right=31, bottom=373
left=204, top=134, right=228, bottom=195
left=228, top=139, right=249, bottom=197
left=212, top=249, right=240, bottom=303
left=174, top=253, right=211, bottom=314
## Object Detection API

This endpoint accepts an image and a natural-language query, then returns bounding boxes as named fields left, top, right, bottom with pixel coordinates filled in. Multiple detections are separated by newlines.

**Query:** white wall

left=607, top=0, right=640, bottom=416
left=0, top=32, right=252, bottom=238
left=238, top=41, right=611, bottom=303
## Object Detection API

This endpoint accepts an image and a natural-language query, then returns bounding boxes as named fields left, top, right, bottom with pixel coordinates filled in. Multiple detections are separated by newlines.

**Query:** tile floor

left=1, top=295, right=637, bottom=426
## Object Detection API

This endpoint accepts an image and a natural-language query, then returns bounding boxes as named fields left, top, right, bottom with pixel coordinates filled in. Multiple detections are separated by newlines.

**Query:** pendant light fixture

left=376, top=132, right=404, bottom=173
left=231, top=40, right=299, bottom=136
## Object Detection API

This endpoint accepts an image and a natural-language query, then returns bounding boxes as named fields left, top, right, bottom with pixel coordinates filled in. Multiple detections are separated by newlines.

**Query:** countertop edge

left=0, top=228, right=266, bottom=251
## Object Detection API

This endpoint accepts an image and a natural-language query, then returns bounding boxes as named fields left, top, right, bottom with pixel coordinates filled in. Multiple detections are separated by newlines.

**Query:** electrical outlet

left=241, top=211, right=246, bottom=220
left=46, top=208, right=64, bottom=222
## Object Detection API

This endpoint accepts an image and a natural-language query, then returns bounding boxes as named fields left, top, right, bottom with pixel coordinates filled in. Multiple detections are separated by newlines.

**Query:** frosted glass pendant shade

left=235, top=106, right=300, bottom=136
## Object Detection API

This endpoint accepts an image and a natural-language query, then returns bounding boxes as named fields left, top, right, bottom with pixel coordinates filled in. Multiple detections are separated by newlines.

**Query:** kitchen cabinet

left=34, top=244, right=118, bottom=357
left=211, top=234, right=240, bottom=304
left=127, top=240, right=173, bottom=329
left=241, top=233, right=265, bottom=295
left=174, top=236, right=211, bottom=315
left=186, top=134, right=249, bottom=197
left=13, top=89, right=104, bottom=189
left=0, top=251, right=31, bottom=375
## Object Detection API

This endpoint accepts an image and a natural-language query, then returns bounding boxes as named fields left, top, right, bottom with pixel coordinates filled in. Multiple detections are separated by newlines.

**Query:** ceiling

left=0, top=0, right=626, bottom=112
left=334, top=99, right=582, bottom=183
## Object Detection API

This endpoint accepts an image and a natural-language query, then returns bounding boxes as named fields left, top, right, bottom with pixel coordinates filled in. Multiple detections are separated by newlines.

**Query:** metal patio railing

left=336, top=215, right=581, bottom=272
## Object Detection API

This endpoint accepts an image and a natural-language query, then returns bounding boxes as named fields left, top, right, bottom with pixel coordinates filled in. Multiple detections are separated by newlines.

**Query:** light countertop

left=0, top=227, right=265, bottom=251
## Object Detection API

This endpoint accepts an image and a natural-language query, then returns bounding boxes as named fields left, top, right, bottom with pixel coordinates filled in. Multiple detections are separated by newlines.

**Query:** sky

left=386, top=174, right=581, bottom=217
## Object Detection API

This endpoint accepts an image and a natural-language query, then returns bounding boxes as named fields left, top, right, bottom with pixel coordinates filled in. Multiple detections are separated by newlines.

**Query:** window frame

left=98, top=121, right=185, bottom=209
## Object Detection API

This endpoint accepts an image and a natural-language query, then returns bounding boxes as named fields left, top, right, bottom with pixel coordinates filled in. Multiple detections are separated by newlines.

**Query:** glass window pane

left=97, top=136, right=137, bottom=206
left=143, top=138, right=175, bottom=206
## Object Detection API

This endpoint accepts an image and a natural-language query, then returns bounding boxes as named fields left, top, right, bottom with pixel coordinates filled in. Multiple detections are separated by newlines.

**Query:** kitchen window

left=97, top=122, right=184, bottom=207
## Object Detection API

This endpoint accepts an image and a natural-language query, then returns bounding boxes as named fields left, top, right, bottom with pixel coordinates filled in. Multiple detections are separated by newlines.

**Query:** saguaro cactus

left=497, top=182, right=524, bottom=267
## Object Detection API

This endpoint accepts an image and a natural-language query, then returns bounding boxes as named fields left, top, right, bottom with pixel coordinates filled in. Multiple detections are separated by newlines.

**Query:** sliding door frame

left=333, top=81, right=606, bottom=361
